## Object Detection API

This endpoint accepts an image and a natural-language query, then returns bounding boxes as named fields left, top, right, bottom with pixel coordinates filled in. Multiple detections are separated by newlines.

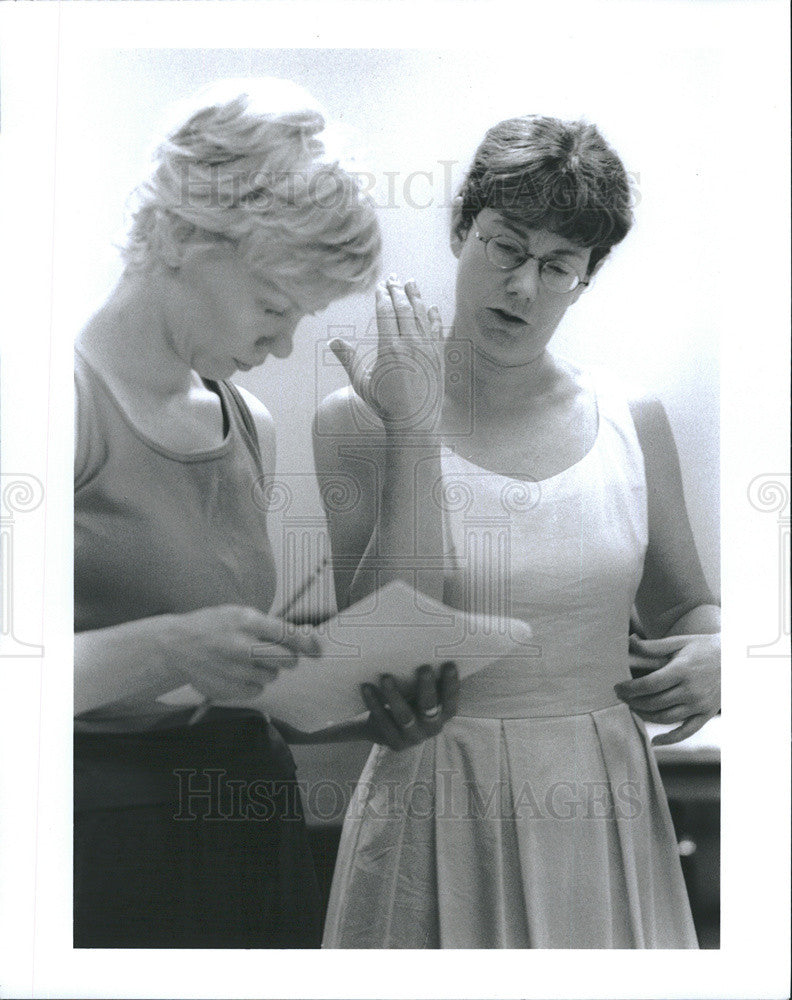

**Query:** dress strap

left=218, top=380, right=264, bottom=477
left=222, top=380, right=260, bottom=451
left=74, top=348, right=109, bottom=490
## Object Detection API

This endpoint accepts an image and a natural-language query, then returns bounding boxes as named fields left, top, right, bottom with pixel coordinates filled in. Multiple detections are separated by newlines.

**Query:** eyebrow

left=491, top=221, right=587, bottom=258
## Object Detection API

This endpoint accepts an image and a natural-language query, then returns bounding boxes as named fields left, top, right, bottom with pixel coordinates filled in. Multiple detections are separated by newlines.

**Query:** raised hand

left=614, top=632, right=721, bottom=745
left=329, top=276, right=444, bottom=430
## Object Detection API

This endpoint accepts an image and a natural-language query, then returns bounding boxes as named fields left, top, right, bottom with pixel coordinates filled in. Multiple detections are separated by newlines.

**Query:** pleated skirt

left=322, top=703, right=698, bottom=948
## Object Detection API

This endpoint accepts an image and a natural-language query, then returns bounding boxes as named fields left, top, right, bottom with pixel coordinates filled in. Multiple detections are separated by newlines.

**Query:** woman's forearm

left=74, top=615, right=180, bottom=716
left=665, top=602, right=721, bottom=636
left=349, top=435, right=445, bottom=604
left=271, top=714, right=373, bottom=745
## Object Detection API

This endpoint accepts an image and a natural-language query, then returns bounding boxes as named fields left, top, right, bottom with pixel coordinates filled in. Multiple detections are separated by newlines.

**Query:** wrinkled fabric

left=323, top=370, right=698, bottom=949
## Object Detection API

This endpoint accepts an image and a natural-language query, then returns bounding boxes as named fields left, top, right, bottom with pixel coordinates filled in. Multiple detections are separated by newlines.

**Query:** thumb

left=427, top=305, right=444, bottom=340
left=328, top=338, right=358, bottom=380
left=329, top=338, right=373, bottom=407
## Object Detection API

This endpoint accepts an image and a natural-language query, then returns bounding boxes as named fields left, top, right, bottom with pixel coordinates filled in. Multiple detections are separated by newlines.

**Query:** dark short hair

left=455, top=116, right=633, bottom=272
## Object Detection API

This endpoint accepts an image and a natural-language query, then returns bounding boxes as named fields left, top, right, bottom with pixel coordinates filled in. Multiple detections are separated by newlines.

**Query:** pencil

left=273, top=555, right=330, bottom=620
left=188, top=556, right=330, bottom=726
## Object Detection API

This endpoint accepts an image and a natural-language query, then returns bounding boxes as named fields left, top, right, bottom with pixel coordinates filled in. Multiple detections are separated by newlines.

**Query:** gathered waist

left=455, top=660, right=629, bottom=720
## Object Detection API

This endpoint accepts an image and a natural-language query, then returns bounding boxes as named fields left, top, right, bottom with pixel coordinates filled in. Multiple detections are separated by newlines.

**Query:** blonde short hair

left=122, top=78, right=381, bottom=306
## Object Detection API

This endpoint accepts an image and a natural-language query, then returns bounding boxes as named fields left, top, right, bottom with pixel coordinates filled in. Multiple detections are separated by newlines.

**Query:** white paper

left=157, top=581, right=535, bottom=727
left=260, top=580, right=534, bottom=730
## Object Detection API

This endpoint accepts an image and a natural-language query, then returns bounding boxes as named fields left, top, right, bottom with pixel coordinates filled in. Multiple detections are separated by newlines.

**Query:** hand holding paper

left=261, top=580, right=534, bottom=730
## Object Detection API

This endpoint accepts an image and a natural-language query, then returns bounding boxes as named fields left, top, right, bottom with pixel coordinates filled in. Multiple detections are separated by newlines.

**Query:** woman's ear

left=449, top=196, right=465, bottom=259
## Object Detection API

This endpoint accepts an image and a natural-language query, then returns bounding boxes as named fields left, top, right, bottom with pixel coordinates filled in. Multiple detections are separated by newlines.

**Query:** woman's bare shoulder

left=625, top=390, right=669, bottom=446
left=314, top=386, right=384, bottom=440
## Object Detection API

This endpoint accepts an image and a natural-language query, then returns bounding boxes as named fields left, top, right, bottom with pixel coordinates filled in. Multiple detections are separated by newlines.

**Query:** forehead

left=476, top=209, right=590, bottom=260
left=187, top=243, right=335, bottom=314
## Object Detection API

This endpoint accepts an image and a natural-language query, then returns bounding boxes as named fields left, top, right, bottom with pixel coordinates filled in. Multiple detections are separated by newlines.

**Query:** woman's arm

left=318, top=279, right=446, bottom=606
left=629, top=394, right=719, bottom=636
left=75, top=607, right=322, bottom=717
left=312, top=387, right=381, bottom=610
left=615, top=394, right=720, bottom=744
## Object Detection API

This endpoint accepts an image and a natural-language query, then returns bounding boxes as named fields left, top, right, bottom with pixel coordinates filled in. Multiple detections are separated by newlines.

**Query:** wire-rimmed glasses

left=475, top=231, right=589, bottom=293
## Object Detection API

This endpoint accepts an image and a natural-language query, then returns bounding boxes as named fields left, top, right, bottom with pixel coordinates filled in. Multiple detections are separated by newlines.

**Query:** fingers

left=378, top=674, right=418, bottom=729
left=632, top=705, right=687, bottom=724
left=375, top=281, right=401, bottom=340
left=628, top=653, right=670, bottom=673
left=386, top=277, right=419, bottom=333
left=651, top=714, right=707, bottom=746
left=614, top=661, right=679, bottom=699
left=403, top=280, right=429, bottom=337
left=629, top=634, right=695, bottom=656
left=415, top=664, right=440, bottom=718
left=360, top=682, right=404, bottom=749
left=621, top=685, right=684, bottom=712
left=248, top=641, right=297, bottom=673
left=383, top=275, right=441, bottom=341
left=245, top=613, right=322, bottom=659
left=360, top=662, right=459, bottom=750
left=438, top=661, right=460, bottom=718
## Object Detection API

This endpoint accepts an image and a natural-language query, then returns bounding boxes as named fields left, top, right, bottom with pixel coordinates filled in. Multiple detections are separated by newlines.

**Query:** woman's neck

left=76, top=271, right=200, bottom=401
left=443, top=331, right=560, bottom=414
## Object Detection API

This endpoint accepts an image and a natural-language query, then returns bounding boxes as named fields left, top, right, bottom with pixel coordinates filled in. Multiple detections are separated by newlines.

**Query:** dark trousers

left=74, top=709, right=322, bottom=948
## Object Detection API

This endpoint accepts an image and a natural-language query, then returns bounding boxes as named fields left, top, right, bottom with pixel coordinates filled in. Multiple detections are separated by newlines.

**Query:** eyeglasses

left=475, top=231, right=588, bottom=293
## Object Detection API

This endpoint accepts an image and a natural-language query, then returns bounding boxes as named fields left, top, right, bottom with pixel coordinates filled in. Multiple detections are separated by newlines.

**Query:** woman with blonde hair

left=74, top=78, right=457, bottom=948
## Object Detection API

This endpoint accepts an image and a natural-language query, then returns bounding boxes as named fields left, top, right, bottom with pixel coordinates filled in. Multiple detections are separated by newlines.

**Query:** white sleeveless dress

left=322, top=371, right=699, bottom=948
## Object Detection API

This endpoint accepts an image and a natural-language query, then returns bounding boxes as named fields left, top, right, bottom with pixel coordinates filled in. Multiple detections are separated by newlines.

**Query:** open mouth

left=487, top=307, right=527, bottom=325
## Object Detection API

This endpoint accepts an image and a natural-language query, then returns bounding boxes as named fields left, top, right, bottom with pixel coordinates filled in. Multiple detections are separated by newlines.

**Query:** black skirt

left=74, top=708, right=322, bottom=948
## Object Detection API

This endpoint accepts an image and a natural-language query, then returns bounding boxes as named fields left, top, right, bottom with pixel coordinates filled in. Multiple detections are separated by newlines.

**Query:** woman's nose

left=506, top=257, right=541, bottom=301
left=266, top=331, right=296, bottom=359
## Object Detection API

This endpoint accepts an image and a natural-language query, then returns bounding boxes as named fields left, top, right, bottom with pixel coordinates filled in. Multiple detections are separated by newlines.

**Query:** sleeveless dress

left=74, top=348, right=321, bottom=947
left=322, top=371, right=698, bottom=949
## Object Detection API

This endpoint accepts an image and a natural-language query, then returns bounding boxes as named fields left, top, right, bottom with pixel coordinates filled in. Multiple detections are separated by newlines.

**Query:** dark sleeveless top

left=74, top=347, right=278, bottom=733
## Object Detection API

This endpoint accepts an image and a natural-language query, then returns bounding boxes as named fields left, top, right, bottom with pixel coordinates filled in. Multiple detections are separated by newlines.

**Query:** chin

left=194, top=358, right=234, bottom=381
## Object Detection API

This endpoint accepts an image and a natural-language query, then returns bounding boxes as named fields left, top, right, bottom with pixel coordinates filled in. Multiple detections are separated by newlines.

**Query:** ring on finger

left=399, top=717, right=418, bottom=729
left=421, top=705, right=441, bottom=719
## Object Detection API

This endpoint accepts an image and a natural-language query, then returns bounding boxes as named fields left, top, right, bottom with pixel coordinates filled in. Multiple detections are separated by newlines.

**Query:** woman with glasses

left=314, top=115, right=720, bottom=947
